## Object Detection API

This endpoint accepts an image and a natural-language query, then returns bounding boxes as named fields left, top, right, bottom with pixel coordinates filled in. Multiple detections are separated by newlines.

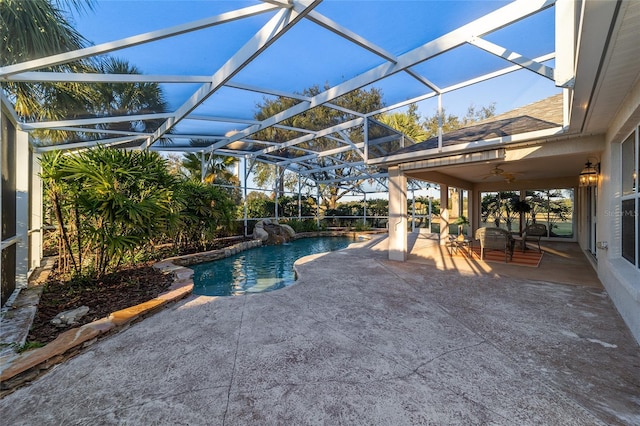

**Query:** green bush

left=284, top=219, right=325, bottom=233
left=173, top=180, right=235, bottom=251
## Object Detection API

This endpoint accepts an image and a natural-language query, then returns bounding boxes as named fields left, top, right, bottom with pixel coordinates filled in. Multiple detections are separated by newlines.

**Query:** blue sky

left=67, top=0, right=560, bottom=122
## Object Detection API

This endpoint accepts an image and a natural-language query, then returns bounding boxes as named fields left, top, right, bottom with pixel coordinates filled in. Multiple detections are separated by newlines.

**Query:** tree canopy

left=252, top=84, right=385, bottom=209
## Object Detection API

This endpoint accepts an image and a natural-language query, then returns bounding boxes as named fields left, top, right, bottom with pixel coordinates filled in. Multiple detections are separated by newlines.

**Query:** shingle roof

left=392, top=94, right=564, bottom=154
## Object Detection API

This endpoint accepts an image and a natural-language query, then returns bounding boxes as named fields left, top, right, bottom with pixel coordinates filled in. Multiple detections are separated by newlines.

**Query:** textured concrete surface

left=1, top=236, right=638, bottom=425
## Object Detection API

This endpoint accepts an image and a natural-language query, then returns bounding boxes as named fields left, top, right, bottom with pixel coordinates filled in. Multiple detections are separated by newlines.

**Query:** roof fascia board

left=144, top=1, right=322, bottom=149
left=0, top=3, right=279, bottom=77
left=367, top=126, right=565, bottom=166
left=569, top=0, right=621, bottom=133
left=399, top=149, right=506, bottom=172
left=223, top=0, right=554, bottom=146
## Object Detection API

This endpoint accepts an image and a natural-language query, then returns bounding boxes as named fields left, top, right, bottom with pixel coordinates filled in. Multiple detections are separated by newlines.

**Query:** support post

left=428, top=196, right=433, bottom=233
left=316, top=183, right=321, bottom=229
left=15, top=129, right=29, bottom=288
left=274, top=179, right=279, bottom=222
left=440, top=184, right=449, bottom=245
left=243, top=157, right=249, bottom=237
left=466, top=189, right=474, bottom=238
left=411, top=188, right=416, bottom=232
left=30, top=150, right=43, bottom=272
left=298, top=174, right=302, bottom=220
left=363, top=192, right=367, bottom=225
left=388, top=166, right=407, bottom=261
left=437, top=94, right=443, bottom=151
left=200, top=151, right=206, bottom=183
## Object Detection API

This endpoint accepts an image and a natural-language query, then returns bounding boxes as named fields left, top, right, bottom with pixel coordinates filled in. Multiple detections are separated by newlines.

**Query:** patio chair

left=474, top=227, right=514, bottom=262
left=522, top=223, right=547, bottom=252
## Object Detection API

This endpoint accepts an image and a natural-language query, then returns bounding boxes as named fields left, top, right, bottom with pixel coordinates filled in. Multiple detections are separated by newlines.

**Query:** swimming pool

left=191, top=237, right=354, bottom=296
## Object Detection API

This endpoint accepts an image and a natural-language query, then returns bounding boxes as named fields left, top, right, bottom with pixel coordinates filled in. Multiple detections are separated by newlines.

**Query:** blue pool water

left=191, top=237, right=354, bottom=296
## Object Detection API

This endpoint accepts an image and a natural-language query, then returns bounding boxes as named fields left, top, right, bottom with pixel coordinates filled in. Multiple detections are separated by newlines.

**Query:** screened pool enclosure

left=1, top=0, right=595, bottom=305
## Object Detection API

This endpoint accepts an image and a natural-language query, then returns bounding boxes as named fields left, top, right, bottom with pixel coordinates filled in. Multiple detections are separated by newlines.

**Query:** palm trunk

left=74, top=201, right=82, bottom=274
left=53, top=191, right=79, bottom=274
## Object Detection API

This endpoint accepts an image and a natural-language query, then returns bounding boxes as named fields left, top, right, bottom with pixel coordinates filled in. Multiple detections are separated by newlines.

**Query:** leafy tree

left=252, top=85, right=385, bottom=209
left=422, top=102, right=496, bottom=139
left=481, top=191, right=519, bottom=231
left=462, top=102, right=496, bottom=126
left=526, top=189, right=573, bottom=236
left=422, top=109, right=463, bottom=139
left=243, top=191, right=274, bottom=219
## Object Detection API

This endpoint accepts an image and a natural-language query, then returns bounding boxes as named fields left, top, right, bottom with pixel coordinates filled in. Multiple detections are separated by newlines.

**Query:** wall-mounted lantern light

left=579, top=160, right=599, bottom=187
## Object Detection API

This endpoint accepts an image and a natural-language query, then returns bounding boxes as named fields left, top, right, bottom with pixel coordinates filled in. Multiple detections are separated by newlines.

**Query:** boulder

left=50, top=306, right=90, bottom=328
left=253, top=220, right=295, bottom=245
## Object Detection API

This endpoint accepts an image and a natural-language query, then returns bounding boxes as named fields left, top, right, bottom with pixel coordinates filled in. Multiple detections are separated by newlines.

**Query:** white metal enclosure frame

left=0, top=0, right=566, bottom=188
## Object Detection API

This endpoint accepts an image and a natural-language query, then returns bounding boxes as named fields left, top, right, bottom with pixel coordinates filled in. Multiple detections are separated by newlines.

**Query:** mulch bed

left=27, top=263, right=173, bottom=345
left=28, top=237, right=255, bottom=345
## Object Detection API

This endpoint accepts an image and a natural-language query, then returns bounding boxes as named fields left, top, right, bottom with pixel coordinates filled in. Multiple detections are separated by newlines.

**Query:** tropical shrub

left=41, top=148, right=177, bottom=277
left=284, top=219, right=325, bottom=233
left=172, top=180, right=235, bottom=251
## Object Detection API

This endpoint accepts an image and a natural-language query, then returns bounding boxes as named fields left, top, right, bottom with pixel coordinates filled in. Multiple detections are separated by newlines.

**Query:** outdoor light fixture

left=579, top=159, right=600, bottom=187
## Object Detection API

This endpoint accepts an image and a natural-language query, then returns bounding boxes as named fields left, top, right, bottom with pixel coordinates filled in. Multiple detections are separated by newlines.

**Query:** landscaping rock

left=50, top=306, right=90, bottom=328
left=253, top=219, right=295, bottom=244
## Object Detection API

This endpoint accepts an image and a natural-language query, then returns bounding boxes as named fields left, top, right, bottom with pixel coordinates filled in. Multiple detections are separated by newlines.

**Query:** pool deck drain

left=1, top=235, right=638, bottom=424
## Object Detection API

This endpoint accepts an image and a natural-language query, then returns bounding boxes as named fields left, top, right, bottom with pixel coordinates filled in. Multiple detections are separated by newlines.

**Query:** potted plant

left=511, top=200, right=531, bottom=235
left=454, top=215, right=469, bottom=236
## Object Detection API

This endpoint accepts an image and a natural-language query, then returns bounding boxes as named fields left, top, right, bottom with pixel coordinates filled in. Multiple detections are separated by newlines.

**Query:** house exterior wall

left=596, top=81, right=640, bottom=344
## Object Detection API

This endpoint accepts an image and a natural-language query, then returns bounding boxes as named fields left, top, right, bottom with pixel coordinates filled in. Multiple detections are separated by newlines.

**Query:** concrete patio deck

left=1, top=235, right=638, bottom=425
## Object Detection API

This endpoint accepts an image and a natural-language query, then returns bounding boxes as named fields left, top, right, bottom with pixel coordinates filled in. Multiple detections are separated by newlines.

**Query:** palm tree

left=1, top=0, right=97, bottom=123
left=377, top=111, right=427, bottom=142
left=182, top=151, right=239, bottom=186
left=93, top=57, right=169, bottom=133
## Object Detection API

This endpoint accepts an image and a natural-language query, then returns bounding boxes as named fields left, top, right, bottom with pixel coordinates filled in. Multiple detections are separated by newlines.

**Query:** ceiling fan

left=481, top=164, right=518, bottom=183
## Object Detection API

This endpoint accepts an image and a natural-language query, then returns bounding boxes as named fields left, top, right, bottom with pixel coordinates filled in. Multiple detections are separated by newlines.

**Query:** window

left=526, top=189, right=574, bottom=238
left=621, top=126, right=639, bottom=268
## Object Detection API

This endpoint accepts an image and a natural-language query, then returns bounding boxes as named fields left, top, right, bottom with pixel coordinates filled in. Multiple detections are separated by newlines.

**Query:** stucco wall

left=597, top=118, right=640, bottom=344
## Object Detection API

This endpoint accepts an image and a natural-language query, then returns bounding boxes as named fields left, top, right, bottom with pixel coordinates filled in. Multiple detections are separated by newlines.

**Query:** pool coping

left=0, top=231, right=382, bottom=396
